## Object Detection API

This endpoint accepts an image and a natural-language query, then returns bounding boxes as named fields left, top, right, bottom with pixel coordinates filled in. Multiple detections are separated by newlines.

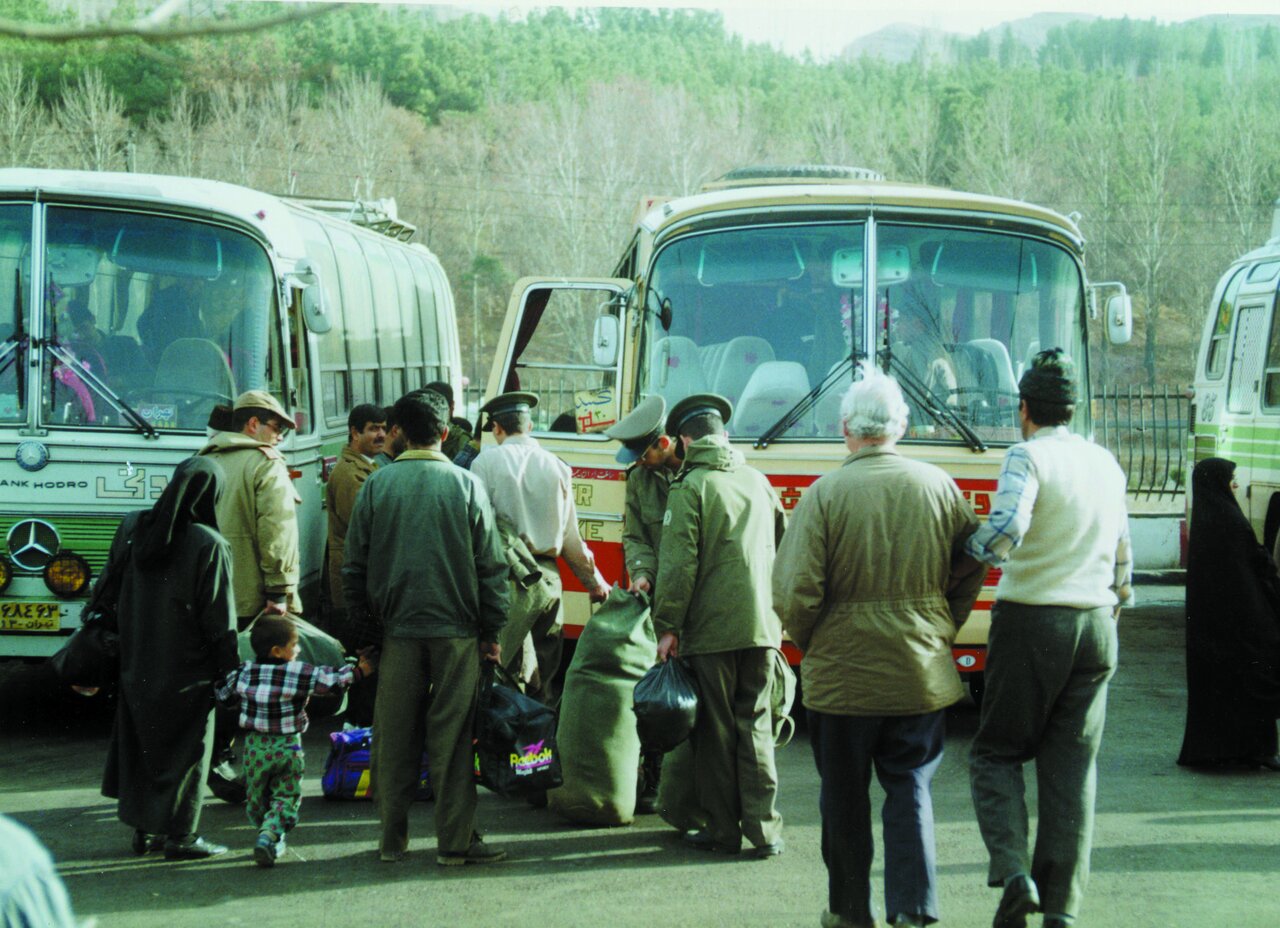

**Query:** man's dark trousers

left=809, top=708, right=945, bottom=926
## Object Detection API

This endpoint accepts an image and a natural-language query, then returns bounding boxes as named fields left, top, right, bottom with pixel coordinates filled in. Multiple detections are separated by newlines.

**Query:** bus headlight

left=0, top=556, right=11, bottom=593
left=43, top=553, right=91, bottom=598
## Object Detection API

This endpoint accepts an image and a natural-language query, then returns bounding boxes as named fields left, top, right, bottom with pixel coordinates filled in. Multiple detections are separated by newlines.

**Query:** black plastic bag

left=632, top=657, right=699, bottom=753
left=48, top=607, right=119, bottom=688
left=474, top=664, right=563, bottom=798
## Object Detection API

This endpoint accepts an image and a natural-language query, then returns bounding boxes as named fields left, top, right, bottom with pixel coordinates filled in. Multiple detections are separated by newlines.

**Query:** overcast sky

left=364, top=0, right=1280, bottom=59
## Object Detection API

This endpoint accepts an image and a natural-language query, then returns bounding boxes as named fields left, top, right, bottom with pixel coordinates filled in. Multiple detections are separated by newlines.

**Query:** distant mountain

left=842, top=11, right=1280, bottom=63
left=843, top=12, right=1098, bottom=63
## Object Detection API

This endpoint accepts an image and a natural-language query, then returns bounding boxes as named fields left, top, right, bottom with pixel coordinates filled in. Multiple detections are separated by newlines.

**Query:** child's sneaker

left=253, top=832, right=278, bottom=868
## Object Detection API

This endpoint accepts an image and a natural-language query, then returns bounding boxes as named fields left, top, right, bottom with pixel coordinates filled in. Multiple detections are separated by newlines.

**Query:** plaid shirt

left=216, top=660, right=362, bottom=735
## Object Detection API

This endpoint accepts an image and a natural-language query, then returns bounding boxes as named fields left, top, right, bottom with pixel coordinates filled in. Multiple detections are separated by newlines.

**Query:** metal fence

left=1091, top=385, right=1188, bottom=498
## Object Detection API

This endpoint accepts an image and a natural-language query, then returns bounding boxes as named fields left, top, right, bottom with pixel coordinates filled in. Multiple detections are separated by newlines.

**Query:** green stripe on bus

left=0, top=513, right=123, bottom=574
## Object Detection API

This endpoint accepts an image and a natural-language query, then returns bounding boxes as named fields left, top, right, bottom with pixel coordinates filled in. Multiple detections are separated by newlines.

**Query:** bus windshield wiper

left=879, top=348, right=986, bottom=453
left=0, top=269, right=27, bottom=407
left=42, top=339, right=158, bottom=439
left=755, top=353, right=861, bottom=449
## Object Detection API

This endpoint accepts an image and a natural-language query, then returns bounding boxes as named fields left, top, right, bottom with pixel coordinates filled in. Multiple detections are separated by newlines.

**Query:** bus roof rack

left=701, top=164, right=885, bottom=192
left=285, top=195, right=417, bottom=242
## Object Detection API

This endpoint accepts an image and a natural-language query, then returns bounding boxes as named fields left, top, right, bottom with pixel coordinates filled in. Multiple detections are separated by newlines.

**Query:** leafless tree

left=148, top=87, right=202, bottom=177
left=321, top=73, right=400, bottom=201
left=56, top=69, right=129, bottom=171
left=1113, top=81, right=1186, bottom=385
left=0, top=1, right=345, bottom=43
left=1206, top=79, right=1280, bottom=257
left=258, top=80, right=314, bottom=195
left=202, top=82, right=270, bottom=186
left=955, top=81, right=1060, bottom=202
left=894, top=87, right=942, bottom=184
left=0, top=63, right=49, bottom=167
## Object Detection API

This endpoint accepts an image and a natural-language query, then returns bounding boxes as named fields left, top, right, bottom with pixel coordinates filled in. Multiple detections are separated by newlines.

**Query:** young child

left=215, top=614, right=375, bottom=867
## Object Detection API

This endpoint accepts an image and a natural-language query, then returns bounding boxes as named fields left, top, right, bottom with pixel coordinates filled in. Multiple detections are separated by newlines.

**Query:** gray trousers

left=372, top=636, right=480, bottom=856
left=687, top=648, right=783, bottom=849
left=969, top=601, right=1118, bottom=918
left=810, top=709, right=945, bottom=926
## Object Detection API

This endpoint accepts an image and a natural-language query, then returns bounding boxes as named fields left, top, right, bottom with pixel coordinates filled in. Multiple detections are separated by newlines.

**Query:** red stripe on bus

left=572, top=467, right=627, bottom=481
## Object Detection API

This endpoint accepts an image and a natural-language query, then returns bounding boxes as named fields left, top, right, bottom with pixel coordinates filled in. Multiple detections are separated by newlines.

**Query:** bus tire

left=966, top=672, right=985, bottom=708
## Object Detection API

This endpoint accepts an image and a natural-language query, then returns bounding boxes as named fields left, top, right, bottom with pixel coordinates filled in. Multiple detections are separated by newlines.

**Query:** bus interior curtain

left=504, top=290, right=552, bottom=392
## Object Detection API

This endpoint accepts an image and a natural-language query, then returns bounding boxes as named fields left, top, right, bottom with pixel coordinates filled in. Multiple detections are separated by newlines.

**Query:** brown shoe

left=993, top=873, right=1040, bottom=928
left=437, top=834, right=506, bottom=867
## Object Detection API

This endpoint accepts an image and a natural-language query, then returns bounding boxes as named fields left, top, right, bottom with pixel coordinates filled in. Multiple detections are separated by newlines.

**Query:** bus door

left=1226, top=298, right=1272, bottom=529
left=488, top=277, right=632, bottom=632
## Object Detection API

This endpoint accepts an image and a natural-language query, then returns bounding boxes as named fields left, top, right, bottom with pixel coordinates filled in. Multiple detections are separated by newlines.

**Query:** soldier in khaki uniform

left=605, top=395, right=681, bottom=595
left=653, top=394, right=787, bottom=859
left=325, top=403, right=386, bottom=613
left=604, top=395, right=680, bottom=814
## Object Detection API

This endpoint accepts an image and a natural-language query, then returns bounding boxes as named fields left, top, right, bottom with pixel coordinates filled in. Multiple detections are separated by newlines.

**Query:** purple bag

left=320, top=727, right=432, bottom=801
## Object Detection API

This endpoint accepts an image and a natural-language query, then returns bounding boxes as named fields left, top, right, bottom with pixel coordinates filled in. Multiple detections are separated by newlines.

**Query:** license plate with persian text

left=0, top=602, right=62, bottom=632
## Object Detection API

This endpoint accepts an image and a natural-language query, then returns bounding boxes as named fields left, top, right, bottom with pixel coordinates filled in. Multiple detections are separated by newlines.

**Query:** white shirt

left=471, top=434, right=597, bottom=586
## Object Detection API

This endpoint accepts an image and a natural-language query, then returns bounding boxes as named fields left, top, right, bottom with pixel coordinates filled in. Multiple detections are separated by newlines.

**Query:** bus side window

left=1262, top=297, right=1280, bottom=410
left=1207, top=267, right=1246, bottom=380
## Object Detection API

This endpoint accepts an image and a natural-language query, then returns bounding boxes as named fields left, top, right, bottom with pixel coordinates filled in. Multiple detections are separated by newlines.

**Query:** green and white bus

left=0, top=169, right=461, bottom=659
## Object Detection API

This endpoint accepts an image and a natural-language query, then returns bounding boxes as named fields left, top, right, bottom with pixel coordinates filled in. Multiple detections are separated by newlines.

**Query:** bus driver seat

left=152, top=337, right=236, bottom=428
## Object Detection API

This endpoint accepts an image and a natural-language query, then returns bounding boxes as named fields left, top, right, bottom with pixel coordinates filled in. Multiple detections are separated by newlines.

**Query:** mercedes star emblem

left=7, top=519, right=61, bottom=572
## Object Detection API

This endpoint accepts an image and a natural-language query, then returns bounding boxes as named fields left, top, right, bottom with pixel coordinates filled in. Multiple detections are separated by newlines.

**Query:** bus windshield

left=36, top=206, right=281, bottom=431
left=640, top=222, right=1086, bottom=445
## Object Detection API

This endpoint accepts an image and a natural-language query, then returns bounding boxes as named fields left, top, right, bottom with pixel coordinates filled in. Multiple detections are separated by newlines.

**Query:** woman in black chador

left=1178, top=457, right=1280, bottom=769
left=101, top=456, right=239, bottom=857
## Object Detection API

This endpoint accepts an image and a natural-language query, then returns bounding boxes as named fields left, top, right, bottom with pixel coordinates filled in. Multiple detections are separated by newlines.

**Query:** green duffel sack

left=237, top=611, right=349, bottom=717
left=547, top=586, right=656, bottom=826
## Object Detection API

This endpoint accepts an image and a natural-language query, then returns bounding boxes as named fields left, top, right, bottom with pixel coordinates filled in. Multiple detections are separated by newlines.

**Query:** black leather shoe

left=164, top=836, right=228, bottom=860
left=993, top=873, right=1040, bottom=928
left=635, top=785, right=659, bottom=815
left=131, top=830, right=164, bottom=855
left=681, top=829, right=740, bottom=855
left=1041, top=918, right=1072, bottom=928
left=1256, top=754, right=1280, bottom=771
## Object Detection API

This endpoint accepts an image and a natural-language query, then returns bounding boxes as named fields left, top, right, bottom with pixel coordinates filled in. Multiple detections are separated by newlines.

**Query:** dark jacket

left=342, top=449, right=509, bottom=642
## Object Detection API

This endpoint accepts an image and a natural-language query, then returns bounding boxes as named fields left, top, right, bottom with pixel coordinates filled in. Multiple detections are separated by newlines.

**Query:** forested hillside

left=4, top=1, right=1279, bottom=387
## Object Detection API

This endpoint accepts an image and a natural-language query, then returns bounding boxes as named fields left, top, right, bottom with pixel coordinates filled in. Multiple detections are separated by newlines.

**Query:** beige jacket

left=772, top=445, right=982, bottom=716
left=199, top=431, right=301, bottom=618
left=325, top=444, right=377, bottom=608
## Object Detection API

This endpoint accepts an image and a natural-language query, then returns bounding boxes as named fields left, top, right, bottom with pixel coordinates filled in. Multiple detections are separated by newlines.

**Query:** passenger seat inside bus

left=734, top=361, right=811, bottom=437
left=652, top=336, right=709, bottom=404
left=706, top=336, right=774, bottom=407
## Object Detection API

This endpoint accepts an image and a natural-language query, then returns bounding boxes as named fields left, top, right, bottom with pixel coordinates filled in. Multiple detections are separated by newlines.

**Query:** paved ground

left=2, top=584, right=1278, bottom=928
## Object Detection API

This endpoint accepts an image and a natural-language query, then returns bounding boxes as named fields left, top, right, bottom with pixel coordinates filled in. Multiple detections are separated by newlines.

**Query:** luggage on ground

left=548, top=587, right=656, bottom=825
left=320, top=727, right=432, bottom=801
left=474, top=664, right=562, bottom=797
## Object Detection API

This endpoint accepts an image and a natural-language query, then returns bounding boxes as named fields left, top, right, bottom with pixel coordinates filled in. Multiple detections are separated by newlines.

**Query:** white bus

left=487, top=165, right=1133, bottom=698
left=1189, top=207, right=1280, bottom=543
left=0, top=169, right=461, bottom=659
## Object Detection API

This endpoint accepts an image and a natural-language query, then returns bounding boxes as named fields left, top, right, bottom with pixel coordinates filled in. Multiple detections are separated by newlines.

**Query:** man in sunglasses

left=199, top=389, right=303, bottom=804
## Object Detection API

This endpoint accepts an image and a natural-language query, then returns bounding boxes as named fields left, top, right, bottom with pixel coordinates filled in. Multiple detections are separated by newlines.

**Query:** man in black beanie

left=963, top=349, right=1133, bottom=928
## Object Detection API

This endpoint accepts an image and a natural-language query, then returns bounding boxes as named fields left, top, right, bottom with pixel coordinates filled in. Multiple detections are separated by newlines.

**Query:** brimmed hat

left=479, top=391, right=539, bottom=431
left=605, top=395, right=667, bottom=464
left=666, top=394, right=732, bottom=459
left=233, top=390, right=296, bottom=430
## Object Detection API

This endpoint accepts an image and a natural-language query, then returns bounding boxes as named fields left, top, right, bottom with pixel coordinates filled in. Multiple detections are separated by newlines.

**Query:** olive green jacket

left=342, top=449, right=509, bottom=642
left=325, top=444, right=377, bottom=608
left=198, top=432, right=301, bottom=618
left=622, top=463, right=673, bottom=588
left=772, top=445, right=983, bottom=716
left=653, top=436, right=786, bottom=656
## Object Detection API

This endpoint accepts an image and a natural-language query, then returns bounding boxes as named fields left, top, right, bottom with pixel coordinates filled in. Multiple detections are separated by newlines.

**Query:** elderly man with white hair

left=773, top=363, right=985, bottom=928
